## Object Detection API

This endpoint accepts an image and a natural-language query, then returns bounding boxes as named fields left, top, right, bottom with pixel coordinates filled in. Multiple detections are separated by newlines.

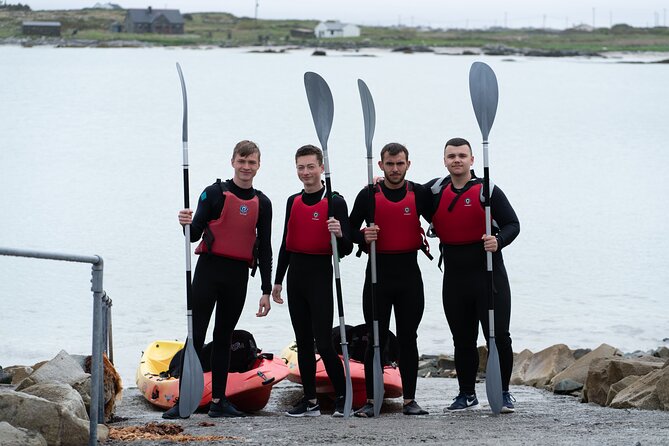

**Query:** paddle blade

left=341, top=344, right=354, bottom=418
left=469, top=62, right=498, bottom=141
left=179, top=337, right=204, bottom=417
left=357, top=79, right=376, bottom=156
left=176, top=62, right=188, bottom=143
left=485, top=339, right=503, bottom=416
left=372, top=346, right=384, bottom=417
left=304, top=72, right=334, bottom=150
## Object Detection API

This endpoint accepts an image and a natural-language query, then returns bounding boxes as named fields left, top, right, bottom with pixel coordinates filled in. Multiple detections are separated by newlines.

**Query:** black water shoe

left=403, top=400, right=429, bottom=415
left=354, top=402, right=375, bottom=418
left=208, top=398, right=246, bottom=418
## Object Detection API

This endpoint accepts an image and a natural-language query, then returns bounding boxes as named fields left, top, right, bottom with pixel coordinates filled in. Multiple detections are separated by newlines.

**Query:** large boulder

left=609, top=367, right=667, bottom=410
left=550, top=343, right=621, bottom=391
left=15, top=351, right=88, bottom=392
left=509, top=349, right=533, bottom=385
left=3, top=366, right=33, bottom=385
left=0, top=421, right=46, bottom=446
left=583, top=356, right=665, bottom=406
left=0, top=391, right=108, bottom=445
left=657, top=360, right=669, bottom=410
left=21, top=382, right=88, bottom=420
left=520, top=344, right=575, bottom=388
left=605, top=375, right=639, bottom=406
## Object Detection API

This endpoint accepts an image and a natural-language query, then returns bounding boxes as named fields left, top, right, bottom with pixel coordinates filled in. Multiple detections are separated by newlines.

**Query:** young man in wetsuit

left=425, top=137, right=519, bottom=414
left=164, top=140, right=273, bottom=419
left=349, top=142, right=432, bottom=417
left=272, top=144, right=351, bottom=417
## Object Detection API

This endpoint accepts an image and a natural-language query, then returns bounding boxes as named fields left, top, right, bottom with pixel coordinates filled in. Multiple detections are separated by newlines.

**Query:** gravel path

left=105, top=378, right=669, bottom=445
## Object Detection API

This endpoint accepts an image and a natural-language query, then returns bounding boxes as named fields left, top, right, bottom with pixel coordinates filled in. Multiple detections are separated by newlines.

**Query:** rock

left=605, top=375, right=639, bottom=406
left=573, top=348, right=592, bottom=360
left=553, top=379, right=584, bottom=395
left=521, top=344, right=575, bottom=388
left=609, top=368, right=666, bottom=410
left=3, top=366, right=33, bottom=385
left=657, top=360, right=669, bottom=410
left=477, top=345, right=488, bottom=375
left=653, top=346, right=669, bottom=359
left=21, top=382, right=88, bottom=420
left=510, top=349, right=533, bottom=385
left=436, top=355, right=455, bottom=371
left=0, top=368, right=11, bottom=385
left=0, top=391, right=92, bottom=445
left=583, top=356, right=665, bottom=406
left=0, top=421, right=46, bottom=446
left=16, top=351, right=89, bottom=392
left=550, top=344, right=621, bottom=391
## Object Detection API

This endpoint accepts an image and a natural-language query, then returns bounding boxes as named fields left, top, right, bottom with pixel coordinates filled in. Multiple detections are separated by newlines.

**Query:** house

left=92, top=2, right=122, bottom=9
left=314, top=20, right=360, bottom=38
left=125, top=7, right=184, bottom=34
left=22, top=21, right=61, bottom=37
left=290, top=28, right=314, bottom=39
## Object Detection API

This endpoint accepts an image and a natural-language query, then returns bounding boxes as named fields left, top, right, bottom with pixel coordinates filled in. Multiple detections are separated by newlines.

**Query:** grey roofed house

left=125, top=6, right=184, bottom=34
left=22, top=21, right=62, bottom=37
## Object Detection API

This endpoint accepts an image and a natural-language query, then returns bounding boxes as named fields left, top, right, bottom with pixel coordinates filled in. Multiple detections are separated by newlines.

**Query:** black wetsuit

left=349, top=181, right=432, bottom=401
left=274, top=187, right=352, bottom=400
left=425, top=173, right=519, bottom=394
left=188, top=179, right=272, bottom=399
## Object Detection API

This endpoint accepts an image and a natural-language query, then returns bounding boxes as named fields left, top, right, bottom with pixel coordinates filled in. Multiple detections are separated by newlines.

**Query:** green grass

left=2, top=9, right=669, bottom=52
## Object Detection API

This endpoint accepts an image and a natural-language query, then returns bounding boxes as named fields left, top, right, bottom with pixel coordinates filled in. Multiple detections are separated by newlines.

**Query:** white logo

left=240, top=204, right=249, bottom=215
left=404, top=207, right=411, bottom=215
left=464, top=198, right=471, bottom=206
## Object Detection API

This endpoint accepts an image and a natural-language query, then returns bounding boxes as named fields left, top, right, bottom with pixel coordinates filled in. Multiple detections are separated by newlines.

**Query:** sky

left=20, top=0, right=669, bottom=29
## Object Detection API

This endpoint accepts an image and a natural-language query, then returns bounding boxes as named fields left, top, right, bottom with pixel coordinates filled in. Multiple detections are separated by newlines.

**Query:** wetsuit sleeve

left=333, top=195, right=353, bottom=257
left=412, top=182, right=434, bottom=223
left=273, top=196, right=296, bottom=286
left=348, top=187, right=370, bottom=246
left=188, top=184, right=224, bottom=243
left=256, top=193, right=273, bottom=294
left=491, top=186, right=520, bottom=249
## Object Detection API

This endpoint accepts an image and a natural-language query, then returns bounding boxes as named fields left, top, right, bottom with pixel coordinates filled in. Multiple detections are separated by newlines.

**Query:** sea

left=0, top=45, right=667, bottom=385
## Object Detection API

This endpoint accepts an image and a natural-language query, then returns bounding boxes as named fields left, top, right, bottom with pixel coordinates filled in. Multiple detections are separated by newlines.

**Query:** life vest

left=431, top=179, right=488, bottom=245
left=374, top=182, right=425, bottom=254
left=194, top=181, right=259, bottom=265
left=285, top=194, right=332, bottom=255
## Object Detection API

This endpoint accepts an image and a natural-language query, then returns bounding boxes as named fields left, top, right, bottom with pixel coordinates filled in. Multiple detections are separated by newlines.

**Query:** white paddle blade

left=469, top=62, right=499, bottom=141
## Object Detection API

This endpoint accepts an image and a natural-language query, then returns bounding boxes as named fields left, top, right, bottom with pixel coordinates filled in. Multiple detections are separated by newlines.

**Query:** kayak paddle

left=357, top=78, right=384, bottom=417
left=304, top=71, right=353, bottom=418
left=176, top=62, right=205, bottom=417
left=469, top=61, right=503, bottom=416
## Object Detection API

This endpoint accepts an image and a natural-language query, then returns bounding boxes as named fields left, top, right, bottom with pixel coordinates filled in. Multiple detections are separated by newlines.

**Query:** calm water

left=1, top=46, right=668, bottom=385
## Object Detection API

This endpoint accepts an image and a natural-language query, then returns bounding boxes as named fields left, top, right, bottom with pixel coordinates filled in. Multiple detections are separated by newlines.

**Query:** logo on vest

left=404, top=206, right=411, bottom=215
left=312, top=211, right=320, bottom=221
left=464, top=198, right=471, bottom=206
left=240, top=204, right=249, bottom=215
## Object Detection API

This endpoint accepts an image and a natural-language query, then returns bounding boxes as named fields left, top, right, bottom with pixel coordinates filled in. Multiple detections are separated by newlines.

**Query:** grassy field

left=2, top=8, right=669, bottom=52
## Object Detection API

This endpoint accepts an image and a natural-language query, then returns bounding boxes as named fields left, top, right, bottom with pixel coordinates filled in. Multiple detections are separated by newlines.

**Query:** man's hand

left=271, top=284, right=284, bottom=304
left=256, top=294, right=271, bottom=317
left=327, top=217, right=342, bottom=238
left=482, top=234, right=498, bottom=252
left=178, top=209, right=193, bottom=226
left=363, top=224, right=380, bottom=243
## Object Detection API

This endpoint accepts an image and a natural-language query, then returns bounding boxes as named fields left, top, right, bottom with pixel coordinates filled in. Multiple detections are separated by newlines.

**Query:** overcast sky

left=22, top=1, right=669, bottom=29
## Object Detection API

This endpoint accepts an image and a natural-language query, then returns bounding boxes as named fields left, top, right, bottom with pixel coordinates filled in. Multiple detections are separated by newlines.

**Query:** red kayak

left=136, top=340, right=289, bottom=412
left=280, top=341, right=403, bottom=408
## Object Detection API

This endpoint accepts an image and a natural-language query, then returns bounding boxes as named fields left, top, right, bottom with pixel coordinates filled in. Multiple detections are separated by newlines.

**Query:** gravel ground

left=105, top=378, right=669, bottom=445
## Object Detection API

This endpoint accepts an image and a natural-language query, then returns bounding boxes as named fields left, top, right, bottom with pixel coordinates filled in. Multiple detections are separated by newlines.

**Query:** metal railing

left=0, top=247, right=109, bottom=446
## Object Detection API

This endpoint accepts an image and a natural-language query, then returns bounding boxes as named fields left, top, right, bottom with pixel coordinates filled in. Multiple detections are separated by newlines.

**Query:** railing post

left=89, top=259, right=104, bottom=446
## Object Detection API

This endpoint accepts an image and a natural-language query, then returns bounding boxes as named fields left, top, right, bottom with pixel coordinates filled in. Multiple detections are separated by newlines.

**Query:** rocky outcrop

left=550, top=343, right=621, bottom=392
left=15, top=351, right=88, bottom=392
left=609, top=365, right=669, bottom=410
left=0, top=421, right=46, bottom=446
left=510, top=349, right=533, bottom=385
left=20, top=382, right=88, bottom=421
left=519, top=344, right=575, bottom=388
left=583, top=356, right=665, bottom=406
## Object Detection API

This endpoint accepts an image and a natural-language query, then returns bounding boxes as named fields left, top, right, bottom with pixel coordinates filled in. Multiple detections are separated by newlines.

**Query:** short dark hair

left=444, top=137, right=472, bottom=155
left=380, top=142, right=409, bottom=161
left=232, top=140, right=260, bottom=161
left=295, top=144, right=323, bottom=164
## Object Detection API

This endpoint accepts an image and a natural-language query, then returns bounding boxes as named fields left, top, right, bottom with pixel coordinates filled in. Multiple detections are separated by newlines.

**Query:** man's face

left=378, top=151, right=410, bottom=186
left=444, top=145, right=473, bottom=176
left=231, top=153, right=260, bottom=182
left=295, top=154, right=323, bottom=189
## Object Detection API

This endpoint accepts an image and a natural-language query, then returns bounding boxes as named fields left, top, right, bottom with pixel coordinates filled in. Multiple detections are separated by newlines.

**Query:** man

left=426, top=137, right=519, bottom=414
left=349, top=142, right=432, bottom=417
left=272, top=144, right=351, bottom=417
left=164, top=140, right=273, bottom=419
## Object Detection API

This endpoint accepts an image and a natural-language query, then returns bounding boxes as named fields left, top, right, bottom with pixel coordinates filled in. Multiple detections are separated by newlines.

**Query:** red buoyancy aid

left=431, top=182, right=487, bottom=245
left=285, top=195, right=332, bottom=255
left=195, top=190, right=259, bottom=263
left=374, top=183, right=424, bottom=254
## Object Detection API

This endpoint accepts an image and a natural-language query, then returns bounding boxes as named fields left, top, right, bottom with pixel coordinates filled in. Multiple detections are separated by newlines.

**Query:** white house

left=314, top=20, right=361, bottom=38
